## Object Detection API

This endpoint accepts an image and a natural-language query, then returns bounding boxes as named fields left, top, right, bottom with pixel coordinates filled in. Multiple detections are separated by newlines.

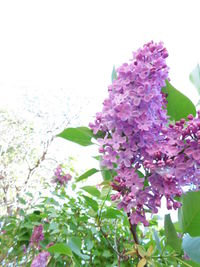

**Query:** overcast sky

left=0, top=0, right=200, bottom=114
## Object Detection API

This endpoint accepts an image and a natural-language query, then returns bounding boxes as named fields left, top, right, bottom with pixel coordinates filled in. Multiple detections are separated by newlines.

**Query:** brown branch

left=127, top=213, right=149, bottom=266
left=127, top=213, right=139, bottom=244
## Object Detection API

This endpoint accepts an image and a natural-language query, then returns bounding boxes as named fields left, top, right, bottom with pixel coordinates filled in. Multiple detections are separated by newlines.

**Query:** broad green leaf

left=162, top=80, right=196, bottom=121
left=69, top=237, right=82, bottom=250
left=81, top=186, right=100, bottom=198
left=85, top=240, right=93, bottom=250
left=178, top=191, right=200, bottom=236
left=182, top=235, right=200, bottom=263
left=111, top=66, right=117, bottom=82
left=68, top=237, right=89, bottom=260
left=101, top=167, right=116, bottom=181
left=76, top=168, right=99, bottom=182
left=189, top=64, right=200, bottom=95
left=173, top=221, right=182, bottom=233
left=82, top=195, right=98, bottom=212
left=101, top=168, right=113, bottom=181
left=102, top=207, right=123, bottom=219
left=57, top=127, right=94, bottom=146
left=47, top=243, right=72, bottom=256
left=164, top=214, right=182, bottom=253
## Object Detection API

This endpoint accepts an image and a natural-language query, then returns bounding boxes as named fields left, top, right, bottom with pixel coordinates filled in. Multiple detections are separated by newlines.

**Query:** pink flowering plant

left=1, top=42, right=200, bottom=266
left=57, top=41, right=200, bottom=266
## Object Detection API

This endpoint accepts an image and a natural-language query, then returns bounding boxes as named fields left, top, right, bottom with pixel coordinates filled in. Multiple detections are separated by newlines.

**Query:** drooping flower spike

left=90, top=41, right=200, bottom=225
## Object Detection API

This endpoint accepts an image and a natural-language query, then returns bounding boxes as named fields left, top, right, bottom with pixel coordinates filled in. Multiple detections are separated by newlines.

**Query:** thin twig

left=114, top=219, right=121, bottom=267
left=127, top=213, right=139, bottom=244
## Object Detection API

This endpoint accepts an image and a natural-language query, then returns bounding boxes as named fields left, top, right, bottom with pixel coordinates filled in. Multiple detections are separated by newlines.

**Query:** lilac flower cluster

left=31, top=251, right=50, bottom=267
left=90, top=41, right=199, bottom=225
left=30, top=224, right=44, bottom=249
left=53, top=165, right=72, bottom=186
left=142, top=113, right=200, bottom=215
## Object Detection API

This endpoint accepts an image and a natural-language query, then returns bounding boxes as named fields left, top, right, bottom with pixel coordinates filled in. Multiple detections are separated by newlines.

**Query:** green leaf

left=93, top=155, right=102, bottom=161
left=179, top=191, right=200, bottom=236
left=189, top=64, right=200, bottom=95
left=47, top=243, right=72, bottom=256
left=85, top=240, right=93, bottom=250
left=182, top=235, right=200, bottom=263
left=81, top=186, right=101, bottom=198
left=111, top=66, right=117, bottom=82
left=101, top=169, right=113, bottom=181
left=102, top=207, right=123, bottom=219
left=136, top=170, right=149, bottom=188
left=93, top=130, right=105, bottom=139
left=100, top=167, right=117, bottom=181
left=162, top=80, right=196, bottom=121
left=76, top=168, right=99, bottom=182
left=68, top=237, right=89, bottom=260
left=136, top=170, right=144, bottom=178
left=69, top=237, right=82, bottom=250
left=82, top=195, right=98, bottom=212
left=173, top=221, right=182, bottom=233
left=57, top=127, right=94, bottom=146
left=164, top=214, right=182, bottom=253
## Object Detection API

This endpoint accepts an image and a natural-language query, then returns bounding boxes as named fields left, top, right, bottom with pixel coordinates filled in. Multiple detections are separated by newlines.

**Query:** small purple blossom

left=31, top=251, right=50, bottom=267
left=30, top=225, right=44, bottom=249
left=53, top=165, right=72, bottom=185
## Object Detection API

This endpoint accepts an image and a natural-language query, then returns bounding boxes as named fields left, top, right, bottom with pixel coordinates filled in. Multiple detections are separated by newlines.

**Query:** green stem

left=173, top=257, right=193, bottom=267
left=98, top=187, right=111, bottom=222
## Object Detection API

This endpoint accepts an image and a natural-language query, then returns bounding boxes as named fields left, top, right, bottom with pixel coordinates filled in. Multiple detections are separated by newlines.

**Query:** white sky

left=0, top=0, right=200, bottom=110
left=1, top=0, right=200, bottom=222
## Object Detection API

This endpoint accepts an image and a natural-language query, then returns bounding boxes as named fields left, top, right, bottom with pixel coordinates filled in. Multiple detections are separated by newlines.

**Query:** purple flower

left=53, top=165, right=72, bottom=185
left=90, top=41, right=200, bottom=226
left=30, top=225, right=44, bottom=249
left=90, top=41, right=170, bottom=225
left=116, top=103, right=132, bottom=121
left=31, top=251, right=50, bottom=267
